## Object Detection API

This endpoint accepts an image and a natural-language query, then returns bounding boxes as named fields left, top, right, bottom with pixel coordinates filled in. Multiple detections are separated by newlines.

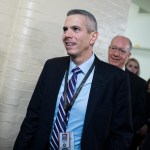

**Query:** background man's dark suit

left=140, top=92, right=150, bottom=150
left=126, top=70, right=147, bottom=132
left=126, top=70, right=147, bottom=149
left=13, top=56, right=133, bottom=150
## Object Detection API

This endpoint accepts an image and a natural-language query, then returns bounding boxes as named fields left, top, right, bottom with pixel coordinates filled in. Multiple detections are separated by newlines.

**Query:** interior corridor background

left=0, top=0, right=135, bottom=149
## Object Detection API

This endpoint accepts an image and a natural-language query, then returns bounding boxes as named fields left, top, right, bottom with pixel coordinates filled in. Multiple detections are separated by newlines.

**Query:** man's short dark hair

left=67, top=9, right=97, bottom=33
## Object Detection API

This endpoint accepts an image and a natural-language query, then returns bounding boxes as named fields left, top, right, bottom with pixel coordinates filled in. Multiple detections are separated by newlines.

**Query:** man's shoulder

left=41, top=56, right=70, bottom=72
left=95, top=57, right=126, bottom=75
left=46, top=56, right=69, bottom=64
left=127, top=69, right=146, bottom=82
left=94, top=57, right=128, bottom=81
left=126, top=69, right=146, bottom=86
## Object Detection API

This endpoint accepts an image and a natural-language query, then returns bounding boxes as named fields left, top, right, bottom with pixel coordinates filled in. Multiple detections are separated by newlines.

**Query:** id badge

left=59, top=132, right=74, bottom=150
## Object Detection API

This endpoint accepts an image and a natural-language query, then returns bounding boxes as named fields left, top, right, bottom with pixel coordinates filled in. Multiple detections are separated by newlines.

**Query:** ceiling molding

left=133, top=0, right=150, bottom=13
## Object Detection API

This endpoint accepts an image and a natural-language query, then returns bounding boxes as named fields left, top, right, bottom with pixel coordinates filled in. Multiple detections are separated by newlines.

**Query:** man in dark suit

left=108, top=35, right=147, bottom=150
left=13, top=9, right=133, bottom=150
left=139, top=79, right=150, bottom=150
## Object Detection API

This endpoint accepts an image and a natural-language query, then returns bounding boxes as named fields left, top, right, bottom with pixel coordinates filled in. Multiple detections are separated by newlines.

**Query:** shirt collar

left=122, top=66, right=125, bottom=71
left=69, top=53, right=95, bottom=75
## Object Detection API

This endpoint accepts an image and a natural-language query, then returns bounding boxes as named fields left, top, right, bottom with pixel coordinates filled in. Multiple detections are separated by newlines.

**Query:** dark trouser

left=139, top=132, right=150, bottom=150
left=130, top=133, right=144, bottom=150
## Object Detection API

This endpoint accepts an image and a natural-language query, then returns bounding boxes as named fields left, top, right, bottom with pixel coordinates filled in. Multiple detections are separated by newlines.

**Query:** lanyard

left=63, top=61, right=95, bottom=114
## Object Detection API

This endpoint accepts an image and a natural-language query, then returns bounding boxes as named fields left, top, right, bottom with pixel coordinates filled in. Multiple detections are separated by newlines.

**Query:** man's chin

left=66, top=50, right=76, bottom=57
left=110, top=61, right=119, bottom=67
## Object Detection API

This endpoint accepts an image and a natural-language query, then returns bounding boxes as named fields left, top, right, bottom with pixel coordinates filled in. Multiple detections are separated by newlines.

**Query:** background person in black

left=147, top=79, right=150, bottom=94
left=126, top=58, right=149, bottom=145
left=108, top=35, right=147, bottom=150
left=140, top=78, right=150, bottom=150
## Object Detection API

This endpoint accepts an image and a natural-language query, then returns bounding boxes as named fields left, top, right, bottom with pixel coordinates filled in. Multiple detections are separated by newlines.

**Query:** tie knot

left=72, top=66, right=81, bottom=75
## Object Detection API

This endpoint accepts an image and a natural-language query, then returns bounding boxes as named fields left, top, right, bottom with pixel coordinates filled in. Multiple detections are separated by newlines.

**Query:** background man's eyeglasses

left=109, top=47, right=127, bottom=55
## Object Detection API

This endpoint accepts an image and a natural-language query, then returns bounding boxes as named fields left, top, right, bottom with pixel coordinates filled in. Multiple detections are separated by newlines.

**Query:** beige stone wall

left=0, top=0, right=131, bottom=149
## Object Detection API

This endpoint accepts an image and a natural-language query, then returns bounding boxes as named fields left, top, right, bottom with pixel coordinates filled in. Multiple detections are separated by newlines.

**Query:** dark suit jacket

left=146, top=93, right=150, bottom=127
left=126, top=70, right=147, bottom=132
left=140, top=93, right=150, bottom=150
left=13, top=56, right=133, bottom=150
left=140, top=132, right=150, bottom=150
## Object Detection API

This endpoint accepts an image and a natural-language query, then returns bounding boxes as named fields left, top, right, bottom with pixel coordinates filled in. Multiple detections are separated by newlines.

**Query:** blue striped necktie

left=50, top=66, right=81, bottom=150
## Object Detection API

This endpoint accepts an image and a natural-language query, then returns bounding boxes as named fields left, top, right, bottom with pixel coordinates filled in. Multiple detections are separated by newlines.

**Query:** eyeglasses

left=109, top=46, right=127, bottom=55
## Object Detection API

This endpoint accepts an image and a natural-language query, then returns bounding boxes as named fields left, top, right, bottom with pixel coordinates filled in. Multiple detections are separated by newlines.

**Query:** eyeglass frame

left=109, top=46, right=130, bottom=56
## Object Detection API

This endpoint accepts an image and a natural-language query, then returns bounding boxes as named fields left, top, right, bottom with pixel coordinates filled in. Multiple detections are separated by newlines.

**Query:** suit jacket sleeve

left=107, top=71, right=133, bottom=149
left=81, top=61, right=133, bottom=150
left=128, top=71, right=147, bottom=131
left=13, top=60, right=49, bottom=150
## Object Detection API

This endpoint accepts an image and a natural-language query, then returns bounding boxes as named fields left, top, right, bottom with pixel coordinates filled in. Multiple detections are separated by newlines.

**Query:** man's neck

left=70, top=52, right=93, bottom=66
left=121, top=66, right=125, bottom=71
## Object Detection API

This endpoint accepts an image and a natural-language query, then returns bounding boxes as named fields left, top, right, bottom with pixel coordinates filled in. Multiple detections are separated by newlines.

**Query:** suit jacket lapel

left=82, top=57, right=105, bottom=138
left=47, top=57, right=70, bottom=127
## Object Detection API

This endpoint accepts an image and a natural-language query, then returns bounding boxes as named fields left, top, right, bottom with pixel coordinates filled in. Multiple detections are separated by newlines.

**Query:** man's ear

left=128, top=52, right=131, bottom=58
left=125, top=52, right=131, bottom=63
left=89, top=32, right=99, bottom=45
